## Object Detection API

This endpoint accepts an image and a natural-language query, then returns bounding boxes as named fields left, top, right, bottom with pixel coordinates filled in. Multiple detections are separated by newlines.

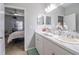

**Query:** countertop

left=35, top=31, right=79, bottom=55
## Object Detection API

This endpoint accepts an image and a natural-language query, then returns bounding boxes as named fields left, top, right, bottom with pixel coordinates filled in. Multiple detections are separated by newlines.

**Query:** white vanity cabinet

left=35, top=34, right=44, bottom=54
left=43, top=38, right=72, bottom=55
left=43, top=38, right=55, bottom=55
left=35, top=33, right=72, bottom=55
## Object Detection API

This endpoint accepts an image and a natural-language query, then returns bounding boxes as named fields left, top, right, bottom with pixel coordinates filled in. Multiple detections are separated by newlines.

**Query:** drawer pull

left=0, top=37, right=3, bottom=39
left=52, top=53, right=55, bottom=55
left=37, top=39, right=40, bottom=40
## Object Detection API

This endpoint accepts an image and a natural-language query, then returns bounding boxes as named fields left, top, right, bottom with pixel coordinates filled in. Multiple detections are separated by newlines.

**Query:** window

left=16, top=21, right=23, bottom=30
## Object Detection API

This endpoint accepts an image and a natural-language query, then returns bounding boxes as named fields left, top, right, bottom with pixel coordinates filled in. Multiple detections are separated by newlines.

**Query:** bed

left=7, top=31, right=24, bottom=43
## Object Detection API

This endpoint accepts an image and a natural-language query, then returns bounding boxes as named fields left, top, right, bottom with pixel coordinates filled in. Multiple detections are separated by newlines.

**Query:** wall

left=24, top=4, right=45, bottom=49
left=4, top=3, right=45, bottom=49
left=46, top=6, right=65, bottom=29
left=0, top=3, right=5, bottom=55
left=64, top=3, right=79, bottom=32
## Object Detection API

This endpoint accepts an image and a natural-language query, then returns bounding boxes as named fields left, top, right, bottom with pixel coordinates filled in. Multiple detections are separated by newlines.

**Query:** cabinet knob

left=52, top=53, right=55, bottom=55
left=0, top=37, right=3, bottom=39
left=37, top=39, right=40, bottom=40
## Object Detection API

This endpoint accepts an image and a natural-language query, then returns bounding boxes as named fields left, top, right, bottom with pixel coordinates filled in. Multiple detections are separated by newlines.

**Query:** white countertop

left=35, top=31, right=79, bottom=55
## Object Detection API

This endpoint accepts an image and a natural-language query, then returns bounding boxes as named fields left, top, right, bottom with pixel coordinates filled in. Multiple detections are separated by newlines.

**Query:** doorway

left=5, top=7, right=26, bottom=55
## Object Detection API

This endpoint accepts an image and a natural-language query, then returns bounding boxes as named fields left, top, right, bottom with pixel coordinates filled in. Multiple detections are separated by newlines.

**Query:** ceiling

left=5, top=7, right=24, bottom=16
left=5, top=3, right=73, bottom=16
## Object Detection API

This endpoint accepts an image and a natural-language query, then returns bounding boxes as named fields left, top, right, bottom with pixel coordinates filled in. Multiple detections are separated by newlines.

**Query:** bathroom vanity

left=35, top=31, right=79, bottom=55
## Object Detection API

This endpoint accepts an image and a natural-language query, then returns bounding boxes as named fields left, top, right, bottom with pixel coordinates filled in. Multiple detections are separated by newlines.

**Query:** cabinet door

left=43, top=38, right=55, bottom=55
left=35, top=34, right=43, bottom=54
left=44, top=38, right=72, bottom=55
left=52, top=44, right=72, bottom=55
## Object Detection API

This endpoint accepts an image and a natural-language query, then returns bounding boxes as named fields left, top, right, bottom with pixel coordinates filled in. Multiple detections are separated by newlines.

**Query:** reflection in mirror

left=46, top=16, right=51, bottom=25
left=56, top=16, right=68, bottom=31
left=37, top=15, right=44, bottom=25
left=37, top=15, right=51, bottom=25
left=58, top=16, right=63, bottom=23
left=45, top=3, right=78, bottom=32
left=64, top=13, right=76, bottom=32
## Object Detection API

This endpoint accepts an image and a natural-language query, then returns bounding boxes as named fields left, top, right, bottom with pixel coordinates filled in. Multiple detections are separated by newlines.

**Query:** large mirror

left=45, top=3, right=78, bottom=32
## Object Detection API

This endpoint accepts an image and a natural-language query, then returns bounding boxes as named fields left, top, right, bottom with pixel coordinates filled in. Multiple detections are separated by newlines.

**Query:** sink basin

left=58, top=37, right=79, bottom=44
left=42, top=32, right=79, bottom=44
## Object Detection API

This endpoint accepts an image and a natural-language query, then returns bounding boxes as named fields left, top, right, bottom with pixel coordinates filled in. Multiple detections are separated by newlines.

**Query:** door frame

left=4, top=5, right=26, bottom=52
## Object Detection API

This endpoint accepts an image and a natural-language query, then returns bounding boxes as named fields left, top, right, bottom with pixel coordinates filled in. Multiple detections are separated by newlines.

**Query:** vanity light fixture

left=45, top=4, right=57, bottom=13
left=45, top=3, right=64, bottom=13
left=38, top=13, right=44, bottom=18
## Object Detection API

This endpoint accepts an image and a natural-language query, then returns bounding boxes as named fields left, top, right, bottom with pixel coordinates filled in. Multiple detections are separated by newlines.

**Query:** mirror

left=37, top=15, right=44, bottom=25
left=46, top=16, right=51, bottom=25
left=37, top=15, right=51, bottom=25
left=46, top=3, right=78, bottom=32
left=64, top=13, right=76, bottom=31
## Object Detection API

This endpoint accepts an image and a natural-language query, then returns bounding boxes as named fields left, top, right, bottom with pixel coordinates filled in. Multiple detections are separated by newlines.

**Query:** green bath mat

left=27, top=48, right=39, bottom=55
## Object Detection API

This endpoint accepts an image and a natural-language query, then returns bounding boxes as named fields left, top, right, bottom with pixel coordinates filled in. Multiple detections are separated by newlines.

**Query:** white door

left=64, top=13, right=76, bottom=31
left=0, top=3, right=5, bottom=55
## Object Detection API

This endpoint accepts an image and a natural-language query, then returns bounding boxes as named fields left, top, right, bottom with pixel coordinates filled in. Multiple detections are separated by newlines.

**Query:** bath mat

left=27, top=48, right=39, bottom=55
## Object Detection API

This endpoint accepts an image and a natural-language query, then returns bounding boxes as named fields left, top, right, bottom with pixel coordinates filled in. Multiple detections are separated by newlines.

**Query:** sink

left=58, top=37, right=79, bottom=44
left=42, top=32, right=79, bottom=44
